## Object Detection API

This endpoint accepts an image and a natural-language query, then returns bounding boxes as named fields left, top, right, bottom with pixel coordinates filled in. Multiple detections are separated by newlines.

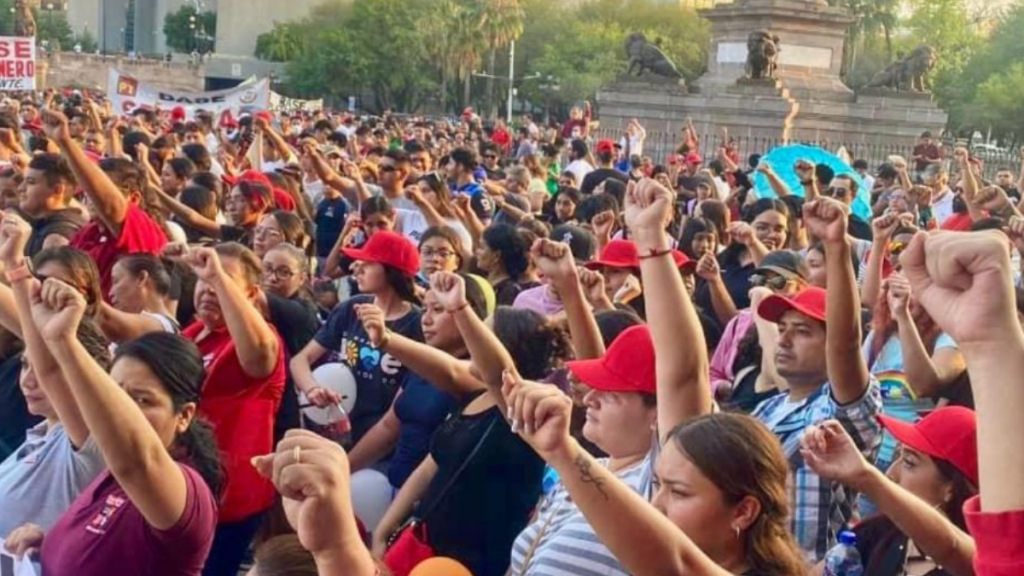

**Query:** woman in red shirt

left=179, top=243, right=286, bottom=576
left=4, top=277, right=220, bottom=576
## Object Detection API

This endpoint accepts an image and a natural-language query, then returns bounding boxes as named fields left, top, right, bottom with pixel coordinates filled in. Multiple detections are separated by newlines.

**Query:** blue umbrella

left=752, top=144, right=871, bottom=221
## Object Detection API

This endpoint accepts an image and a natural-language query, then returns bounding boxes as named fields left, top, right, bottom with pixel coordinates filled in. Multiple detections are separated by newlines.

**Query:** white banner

left=0, top=538, right=39, bottom=576
left=0, top=37, right=36, bottom=91
left=107, top=69, right=270, bottom=118
left=269, top=91, right=323, bottom=114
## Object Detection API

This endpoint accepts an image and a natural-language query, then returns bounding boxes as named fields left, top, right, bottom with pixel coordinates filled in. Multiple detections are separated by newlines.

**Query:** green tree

left=0, top=0, right=14, bottom=36
left=71, top=29, right=98, bottom=53
left=829, top=0, right=898, bottom=80
left=34, top=9, right=72, bottom=50
left=255, top=22, right=305, bottom=62
left=519, top=0, right=707, bottom=114
left=967, top=63, right=1024, bottom=142
left=163, top=6, right=216, bottom=53
left=480, top=0, right=525, bottom=117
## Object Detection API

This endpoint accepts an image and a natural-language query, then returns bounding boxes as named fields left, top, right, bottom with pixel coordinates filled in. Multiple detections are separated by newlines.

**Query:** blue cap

left=838, top=530, right=857, bottom=546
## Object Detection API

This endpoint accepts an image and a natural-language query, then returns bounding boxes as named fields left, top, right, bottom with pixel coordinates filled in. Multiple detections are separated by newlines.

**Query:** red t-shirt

left=70, top=204, right=168, bottom=297
left=184, top=322, right=286, bottom=522
left=40, top=465, right=216, bottom=576
left=942, top=213, right=974, bottom=232
left=964, top=496, right=1024, bottom=576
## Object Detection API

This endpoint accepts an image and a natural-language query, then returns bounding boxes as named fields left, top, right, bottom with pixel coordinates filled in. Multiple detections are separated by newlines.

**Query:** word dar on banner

left=107, top=69, right=270, bottom=119
left=0, top=37, right=36, bottom=91
left=0, top=539, right=39, bottom=576
left=269, top=91, right=323, bottom=114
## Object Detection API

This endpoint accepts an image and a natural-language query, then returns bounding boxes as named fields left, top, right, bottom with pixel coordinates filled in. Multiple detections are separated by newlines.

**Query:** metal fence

left=591, top=128, right=1021, bottom=181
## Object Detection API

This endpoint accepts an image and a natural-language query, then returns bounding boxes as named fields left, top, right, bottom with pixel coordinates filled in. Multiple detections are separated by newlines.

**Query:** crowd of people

left=0, top=89, right=1021, bottom=576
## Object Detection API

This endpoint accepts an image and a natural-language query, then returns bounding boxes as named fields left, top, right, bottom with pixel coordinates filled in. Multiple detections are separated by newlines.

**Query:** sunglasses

left=888, top=241, right=907, bottom=258
left=826, top=186, right=849, bottom=198
left=749, top=274, right=789, bottom=291
left=483, top=154, right=498, bottom=160
left=379, top=165, right=398, bottom=173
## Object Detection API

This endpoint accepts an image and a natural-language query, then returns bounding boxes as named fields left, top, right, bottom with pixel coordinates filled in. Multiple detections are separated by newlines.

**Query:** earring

left=733, top=525, right=741, bottom=539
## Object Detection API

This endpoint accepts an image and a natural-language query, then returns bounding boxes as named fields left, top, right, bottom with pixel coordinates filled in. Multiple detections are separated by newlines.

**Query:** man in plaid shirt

left=752, top=197, right=882, bottom=561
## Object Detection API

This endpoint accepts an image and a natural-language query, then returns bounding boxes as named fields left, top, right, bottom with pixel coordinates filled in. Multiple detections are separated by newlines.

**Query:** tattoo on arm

left=575, top=452, right=609, bottom=501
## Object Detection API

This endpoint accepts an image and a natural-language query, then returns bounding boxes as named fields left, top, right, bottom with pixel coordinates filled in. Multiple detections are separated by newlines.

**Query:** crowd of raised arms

left=0, top=90, right=1021, bottom=576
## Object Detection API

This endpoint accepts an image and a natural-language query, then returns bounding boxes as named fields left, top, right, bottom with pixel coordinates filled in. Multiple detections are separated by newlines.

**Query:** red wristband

left=447, top=302, right=469, bottom=314
left=639, top=248, right=672, bottom=260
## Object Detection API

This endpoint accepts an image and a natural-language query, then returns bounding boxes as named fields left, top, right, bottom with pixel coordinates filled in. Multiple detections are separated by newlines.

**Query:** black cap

left=551, top=224, right=597, bottom=263
left=470, top=193, right=495, bottom=222
left=754, top=250, right=809, bottom=281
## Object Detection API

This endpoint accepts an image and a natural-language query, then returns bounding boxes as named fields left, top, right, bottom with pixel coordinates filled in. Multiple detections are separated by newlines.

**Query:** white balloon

left=300, top=362, right=358, bottom=425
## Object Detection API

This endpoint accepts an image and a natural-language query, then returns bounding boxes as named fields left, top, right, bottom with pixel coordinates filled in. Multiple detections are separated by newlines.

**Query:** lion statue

left=865, top=46, right=937, bottom=92
left=746, top=31, right=780, bottom=80
left=13, top=0, right=37, bottom=38
left=624, top=32, right=682, bottom=79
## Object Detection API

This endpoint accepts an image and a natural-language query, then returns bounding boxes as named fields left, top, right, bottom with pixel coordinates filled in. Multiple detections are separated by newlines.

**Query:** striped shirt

left=751, top=380, right=882, bottom=561
left=508, top=448, right=655, bottom=576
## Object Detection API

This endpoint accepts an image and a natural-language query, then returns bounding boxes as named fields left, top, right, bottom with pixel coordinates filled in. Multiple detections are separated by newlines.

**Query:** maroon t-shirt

left=913, top=142, right=941, bottom=172
left=40, top=464, right=217, bottom=576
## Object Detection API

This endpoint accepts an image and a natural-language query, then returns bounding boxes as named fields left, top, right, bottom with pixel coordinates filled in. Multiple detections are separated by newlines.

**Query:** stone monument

left=596, top=0, right=948, bottom=150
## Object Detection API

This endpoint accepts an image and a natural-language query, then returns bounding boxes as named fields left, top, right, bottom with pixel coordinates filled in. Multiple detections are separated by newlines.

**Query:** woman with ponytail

left=4, top=279, right=220, bottom=575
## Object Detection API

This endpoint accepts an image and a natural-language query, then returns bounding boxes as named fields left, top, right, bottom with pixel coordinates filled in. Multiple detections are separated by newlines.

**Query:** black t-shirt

left=677, top=174, right=702, bottom=194
left=580, top=168, right=628, bottom=195
left=315, top=196, right=349, bottom=259
left=0, top=353, right=40, bottom=462
left=1003, top=185, right=1022, bottom=203
left=848, top=214, right=874, bottom=242
left=855, top=515, right=953, bottom=576
left=484, top=166, right=507, bottom=181
left=419, top=400, right=544, bottom=576
left=313, top=295, right=423, bottom=444
left=268, top=293, right=321, bottom=442
left=220, top=223, right=255, bottom=247
left=25, top=209, right=87, bottom=258
left=695, top=248, right=755, bottom=312
left=493, top=278, right=541, bottom=307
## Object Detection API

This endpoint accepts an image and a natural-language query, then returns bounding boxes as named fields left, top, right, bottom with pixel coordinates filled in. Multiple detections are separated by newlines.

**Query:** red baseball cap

left=223, top=169, right=273, bottom=188
left=879, top=406, right=978, bottom=486
left=566, top=325, right=655, bottom=394
left=671, top=249, right=697, bottom=273
left=584, top=240, right=639, bottom=270
left=171, top=106, right=186, bottom=121
left=684, top=152, right=703, bottom=165
left=758, top=286, right=827, bottom=324
left=595, top=139, right=616, bottom=155
left=342, top=231, right=420, bottom=277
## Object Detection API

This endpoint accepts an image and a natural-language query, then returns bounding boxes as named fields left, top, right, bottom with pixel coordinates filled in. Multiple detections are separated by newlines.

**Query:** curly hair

left=493, top=306, right=573, bottom=380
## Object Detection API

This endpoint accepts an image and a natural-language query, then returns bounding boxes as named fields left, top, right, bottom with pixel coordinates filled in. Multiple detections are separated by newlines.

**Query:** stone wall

left=39, top=52, right=205, bottom=93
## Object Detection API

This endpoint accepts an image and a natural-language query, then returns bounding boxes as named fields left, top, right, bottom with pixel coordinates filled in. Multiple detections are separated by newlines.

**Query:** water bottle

left=824, top=530, right=864, bottom=576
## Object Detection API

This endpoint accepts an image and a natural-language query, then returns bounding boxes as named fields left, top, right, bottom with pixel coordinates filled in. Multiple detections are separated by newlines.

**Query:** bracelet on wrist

left=447, top=301, right=470, bottom=314
left=5, top=262, right=32, bottom=284
left=378, top=329, right=393, bottom=350
left=639, top=247, right=672, bottom=260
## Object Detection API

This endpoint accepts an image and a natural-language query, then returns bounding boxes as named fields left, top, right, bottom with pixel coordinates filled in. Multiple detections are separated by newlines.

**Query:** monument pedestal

left=787, top=90, right=947, bottom=144
left=597, top=78, right=798, bottom=142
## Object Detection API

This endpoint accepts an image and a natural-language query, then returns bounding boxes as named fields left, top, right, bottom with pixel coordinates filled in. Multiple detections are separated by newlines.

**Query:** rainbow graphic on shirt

left=873, top=370, right=934, bottom=471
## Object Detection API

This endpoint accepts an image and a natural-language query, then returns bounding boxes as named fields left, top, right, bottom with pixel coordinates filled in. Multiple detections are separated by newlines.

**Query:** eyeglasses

left=421, top=247, right=456, bottom=260
left=263, top=266, right=297, bottom=280
left=379, top=165, right=398, bottom=173
left=749, top=274, right=789, bottom=291
left=254, top=226, right=283, bottom=239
